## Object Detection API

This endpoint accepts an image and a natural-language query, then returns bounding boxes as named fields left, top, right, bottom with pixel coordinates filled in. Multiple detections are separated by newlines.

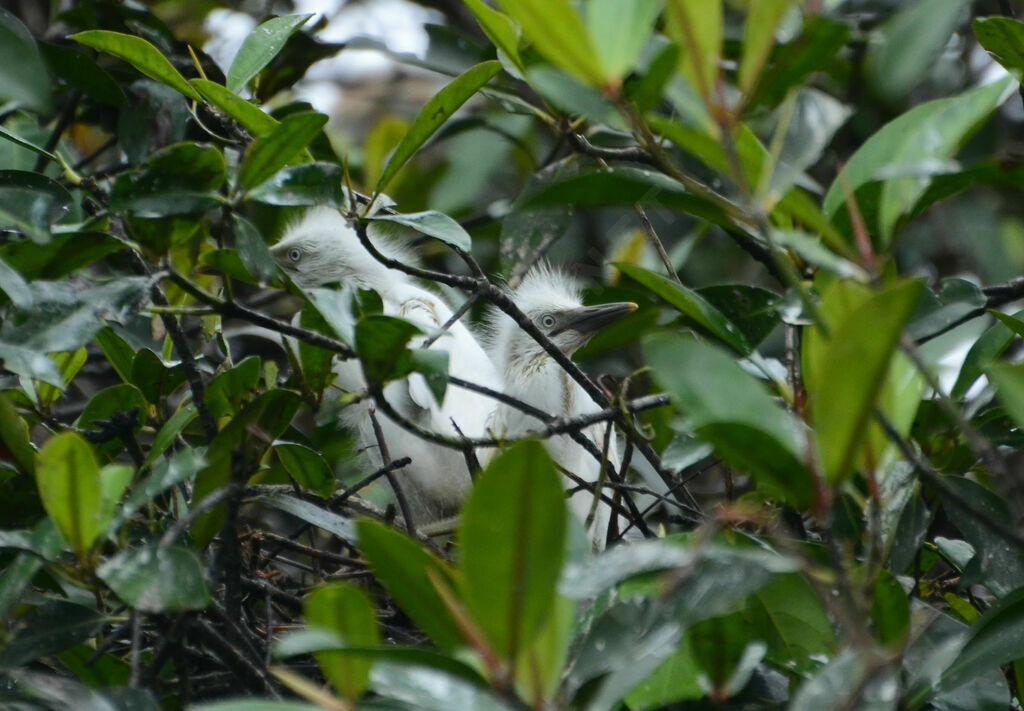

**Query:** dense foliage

left=4, top=0, right=1024, bottom=709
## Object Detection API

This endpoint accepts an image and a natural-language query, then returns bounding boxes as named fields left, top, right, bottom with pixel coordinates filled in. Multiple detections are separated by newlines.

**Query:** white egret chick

left=271, top=206, right=503, bottom=527
left=486, top=266, right=637, bottom=550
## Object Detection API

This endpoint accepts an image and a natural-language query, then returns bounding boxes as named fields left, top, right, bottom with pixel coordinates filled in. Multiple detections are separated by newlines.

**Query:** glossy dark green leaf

left=697, top=284, right=780, bottom=348
left=356, top=315, right=422, bottom=384
left=941, top=475, right=1024, bottom=597
left=246, top=162, right=344, bottom=206
left=98, top=544, right=211, bottom=612
left=804, top=280, right=923, bottom=483
left=0, top=600, right=104, bottom=669
left=0, top=170, right=72, bottom=244
left=366, top=210, right=471, bottom=252
left=70, top=30, right=201, bottom=100
left=870, top=568, right=910, bottom=646
left=748, top=16, right=850, bottom=109
left=952, top=312, right=1023, bottom=400
left=974, top=17, right=1024, bottom=82
left=232, top=214, right=277, bottom=284
left=375, top=61, right=502, bottom=192
left=823, top=78, right=1013, bottom=241
left=747, top=572, right=834, bottom=674
left=74, top=384, right=147, bottom=458
left=206, top=389, right=301, bottom=462
left=645, top=334, right=812, bottom=508
left=0, top=520, right=61, bottom=619
left=0, top=231, right=125, bottom=282
left=302, top=287, right=356, bottom=347
left=227, top=14, right=314, bottom=92
left=523, top=165, right=736, bottom=229
left=238, top=111, right=327, bottom=189
left=790, top=651, right=897, bottom=711
left=111, top=142, right=226, bottom=217
left=35, top=432, right=105, bottom=559
left=121, top=448, right=204, bottom=525
left=942, top=586, right=1024, bottom=692
left=141, top=405, right=198, bottom=469
left=908, top=278, right=986, bottom=342
left=459, top=441, right=566, bottom=661
left=0, top=391, right=34, bottom=475
left=304, top=583, right=379, bottom=701
left=130, top=348, right=187, bottom=404
left=617, top=263, right=749, bottom=353
left=0, top=124, right=57, bottom=163
left=356, top=519, right=464, bottom=652
left=205, top=355, right=261, bottom=418
left=254, top=494, right=354, bottom=541
left=273, top=442, right=335, bottom=498
left=867, top=0, right=971, bottom=102
left=0, top=8, right=52, bottom=113
left=40, top=41, right=126, bottom=107
left=190, top=78, right=278, bottom=136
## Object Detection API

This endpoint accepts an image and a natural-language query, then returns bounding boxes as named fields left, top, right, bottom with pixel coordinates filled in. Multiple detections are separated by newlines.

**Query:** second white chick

left=486, top=265, right=637, bottom=550
left=271, top=206, right=502, bottom=527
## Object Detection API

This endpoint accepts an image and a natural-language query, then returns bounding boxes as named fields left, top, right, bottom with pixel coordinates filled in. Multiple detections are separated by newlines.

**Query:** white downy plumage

left=271, top=205, right=502, bottom=527
left=485, top=265, right=637, bottom=550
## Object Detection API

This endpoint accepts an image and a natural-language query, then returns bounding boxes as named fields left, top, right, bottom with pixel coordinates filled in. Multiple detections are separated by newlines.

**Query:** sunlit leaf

left=70, top=30, right=200, bottom=100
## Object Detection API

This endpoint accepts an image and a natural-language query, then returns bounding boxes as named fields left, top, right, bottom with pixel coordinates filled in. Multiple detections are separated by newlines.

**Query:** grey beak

left=551, top=301, right=638, bottom=336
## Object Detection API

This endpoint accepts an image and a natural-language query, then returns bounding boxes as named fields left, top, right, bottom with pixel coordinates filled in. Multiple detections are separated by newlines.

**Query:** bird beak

left=551, top=301, right=638, bottom=336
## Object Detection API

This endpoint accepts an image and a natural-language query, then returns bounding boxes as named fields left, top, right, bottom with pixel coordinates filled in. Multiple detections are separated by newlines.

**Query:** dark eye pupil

left=289, top=249, right=301, bottom=261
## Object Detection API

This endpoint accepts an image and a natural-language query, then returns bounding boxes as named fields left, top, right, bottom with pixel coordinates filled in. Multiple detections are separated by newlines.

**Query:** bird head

left=490, top=265, right=637, bottom=368
left=270, top=206, right=415, bottom=291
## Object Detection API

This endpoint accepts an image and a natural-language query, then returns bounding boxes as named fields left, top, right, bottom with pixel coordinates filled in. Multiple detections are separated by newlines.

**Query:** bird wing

left=396, top=293, right=448, bottom=413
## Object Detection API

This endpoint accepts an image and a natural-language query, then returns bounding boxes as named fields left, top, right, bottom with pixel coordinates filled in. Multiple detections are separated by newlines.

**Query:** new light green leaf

left=227, top=14, right=313, bottom=93
left=587, top=0, right=661, bottom=83
left=304, top=583, right=379, bottom=701
left=665, top=0, right=722, bottom=100
left=823, top=78, right=1014, bottom=241
left=495, top=0, right=604, bottom=86
left=238, top=111, right=327, bottom=189
left=375, top=61, right=501, bottom=192
left=458, top=441, right=566, bottom=663
left=70, top=30, right=201, bottom=101
left=803, top=279, right=923, bottom=484
left=463, top=0, right=524, bottom=73
left=35, top=432, right=105, bottom=559
left=738, top=0, right=793, bottom=95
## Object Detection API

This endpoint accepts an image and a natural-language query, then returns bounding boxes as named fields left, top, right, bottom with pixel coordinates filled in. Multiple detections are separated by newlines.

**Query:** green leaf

left=0, top=601, right=104, bottom=669
left=738, top=0, right=794, bottom=95
left=0, top=170, right=72, bottom=244
left=823, top=78, right=1014, bottom=241
left=274, top=442, right=335, bottom=498
left=205, top=355, right=261, bottom=418
left=37, top=347, right=87, bottom=407
left=238, top=111, right=327, bottom=189
left=0, top=391, right=34, bottom=475
left=245, top=162, right=345, bottom=206
left=233, top=214, right=277, bottom=283
left=0, top=254, right=32, bottom=308
left=356, top=315, right=422, bottom=384
left=254, top=494, right=355, bottom=541
left=951, top=311, right=1023, bottom=400
left=122, top=449, right=204, bottom=523
left=98, top=545, right=211, bottom=612
left=974, top=17, right=1024, bottom=82
left=665, top=0, right=722, bottom=100
left=587, top=0, right=660, bottom=83
left=522, top=165, right=736, bottom=229
left=0, top=125, right=57, bottom=163
left=227, top=14, right=313, bottom=93
left=190, top=78, right=278, bottom=136
left=142, top=406, right=198, bottom=470
left=375, top=61, right=502, bottom=192
left=130, top=349, right=187, bottom=405
left=463, top=0, right=524, bottom=73
left=0, top=230, right=124, bottom=282
left=495, top=0, right=603, bottom=86
left=869, top=568, right=910, bottom=646
left=0, top=8, right=52, bottom=113
left=645, top=334, right=812, bottom=508
left=356, top=519, right=464, bottom=652
left=748, top=16, right=850, bottom=109
left=302, top=287, right=356, bottom=347
left=366, top=210, right=471, bottom=252
left=111, top=142, right=226, bottom=217
left=989, top=362, right=1024, bottom=430
left=867, top=0, right=972, bottom=102
left=304, top=583, right=379, bottom=701
left=39, top=41, right=126, bottom=107
left=747, top=573, right=835, bottom=674
left=623, top=636, right=703, bottom=709
left=617, top=263, right=750, bottom=353
left=459, top=441, right=566, bottom=662
left=35, top=432, right=104, bottom=559
left=0, top=341, right=63, bottom=386
left=370, top=661, right=519, bottom=711
left=942, top=586, right=1024, bottom=692
left=75, top=383, right=147, bottom=434
left=803, top=279, right=923, bottom=483
left=70, top=30, right=201, bottom=101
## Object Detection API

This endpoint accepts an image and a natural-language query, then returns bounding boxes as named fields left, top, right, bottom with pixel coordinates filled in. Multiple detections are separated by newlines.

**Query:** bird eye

left=539, top=314, right=556, bottom=330
left=288, top=248, right=302, bottom=263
